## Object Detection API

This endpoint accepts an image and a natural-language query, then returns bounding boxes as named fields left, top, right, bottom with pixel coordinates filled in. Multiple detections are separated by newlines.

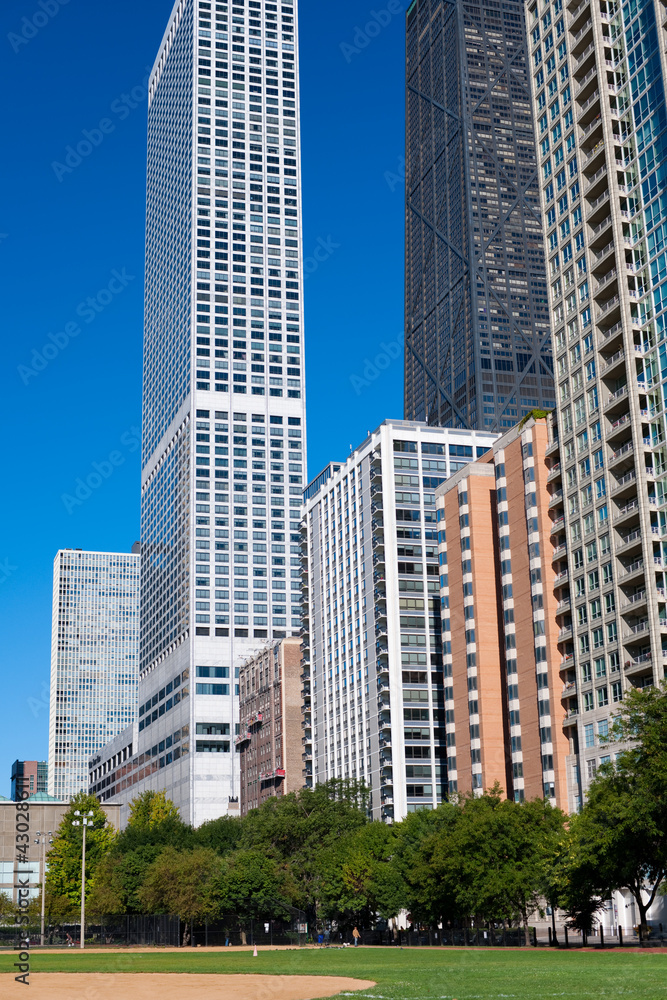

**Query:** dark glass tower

left=404, top=0, right=555, bottom=431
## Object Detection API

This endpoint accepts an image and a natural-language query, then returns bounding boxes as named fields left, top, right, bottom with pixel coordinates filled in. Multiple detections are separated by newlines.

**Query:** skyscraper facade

left=404, top=0, right=556, bottom=432
left=526, top=0, right=667, bottom=808
left=48, top=548, right=140, bottom=800
left=435, top=416, right=569, bottom=808
left=302, top=421, right=496, bottom=821
left=135, top=0, right=306, bottom=824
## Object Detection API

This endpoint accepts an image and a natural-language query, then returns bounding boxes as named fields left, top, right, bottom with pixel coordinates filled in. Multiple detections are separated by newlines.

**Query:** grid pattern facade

left=48, top=549, right=139, bottom=801
left=106, top=0, right=307, bottom=826
left=303, top=421, right=496, bottom=822
left=526, top=0, right=667, bottom=809
left=404, top=0, right=555, bottom=432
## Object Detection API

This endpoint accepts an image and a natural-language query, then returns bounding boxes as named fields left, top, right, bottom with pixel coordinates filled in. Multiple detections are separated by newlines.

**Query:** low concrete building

left=237, top=637, right=303, bottom=815
left=0, top=797, right=121, bottom=904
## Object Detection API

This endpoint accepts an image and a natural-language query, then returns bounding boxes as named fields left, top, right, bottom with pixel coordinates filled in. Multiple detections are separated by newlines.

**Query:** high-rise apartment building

left=48, top=548, right=140, bottom=800
left=435, top=415, right=569, bottom=808
left=237, top=636, right=303, bottom=814
left=525, top=0, right=667, bottom=808
left=103, top=0, right=306, bottom=826
left=10, top=761, right=48, bottom=801
left=404, top=0, right=555, bottom=432
left=302, top=421, right=496, bottom=821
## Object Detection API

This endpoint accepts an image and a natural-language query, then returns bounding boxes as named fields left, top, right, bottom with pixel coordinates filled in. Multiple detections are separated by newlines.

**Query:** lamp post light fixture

left=34, top=831, right=53, bottom=947
left=72, top=811, right=94, bottom=950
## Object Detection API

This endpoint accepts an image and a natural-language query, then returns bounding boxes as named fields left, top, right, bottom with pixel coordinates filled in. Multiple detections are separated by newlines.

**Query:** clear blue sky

left=0, top=0, right=407, bottom=795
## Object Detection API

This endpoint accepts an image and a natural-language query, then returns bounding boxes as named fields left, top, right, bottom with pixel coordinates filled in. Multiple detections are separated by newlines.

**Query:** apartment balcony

left=623, top=618, right=651, bottom=640
left=552, top=543, right=567, bottom=562
left=372, top=533, right=384, bottom=551
left=569, top=0, right=591, bottom=29
left=611, top=468, right=637, bottom=498
left=580, top=107, right=604, bottom=143
left=592, top=237, right=616, bottom=273
left=571, top=15, right=594, bottom=55
left=598, top=318, right=625, bottom=352
left=586, top=164, right=610, bottom=197
left=615, top=526, right=643, bottom=555
left=614, top=496, right=642, bottom=526
left=604, top=383, right=630, bottom=414
left=556, top=596, right=572, bottom=615
left=606, top=410, right=633, bottom=443
left=619, top=556, right=645, bottom=583
left=561, top=680, right=577, bottom=699
left=576, top=72, right=600, bottom=111
left=608, top=439, right=635, bottom=469
left=558, top=624, right=574, bottom=642
left=589, top=212, right=615, bottom=252
left=563, top=708, right=579, bottom=727
left=583, top=139, right=606, bottom=173
left=560, top=652, right=575, bottom=671
left=621, top=589, right=648, bottom=612
left=596, top=292, right=622, bottom=324
left=624, top=651, right=654, bottom=677
left=551, top=515, right=565, bottom=534
left=549, top=488, right=564, bottom=509
left=593, top=263, right=618, bottom=299
left=545, top=436, right=561, bottom=457
left=554, top=568, right=570, bottom=587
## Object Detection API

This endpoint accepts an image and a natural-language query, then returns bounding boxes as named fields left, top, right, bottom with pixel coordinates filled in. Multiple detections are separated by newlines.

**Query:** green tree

left=390, top=802, right=462, bottom=928
left=0, top=891, right=14, bottom=924
left=216, top=848, right=292, bottom=942
left=138, top=846, right=221, bottom=941
left=45, top=793, right=116, bottom=912
left=239, top=779, right=368, bottom=921
left=319, top=821, right=400, bottom=927
left=563, top=684, right=667, bottom=936
left=195, top=815, right=244, bottom=856
left=128, top=790, right=182, bottom=830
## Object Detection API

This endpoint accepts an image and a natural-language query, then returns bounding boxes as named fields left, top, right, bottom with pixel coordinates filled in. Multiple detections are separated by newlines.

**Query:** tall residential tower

left=117, top=0, right=306, bottom=825
left=404, top=0, right=556, bottom=431
left=48, top=548, right=139, bottom=800
left=526, top=0, right=667, bottom=808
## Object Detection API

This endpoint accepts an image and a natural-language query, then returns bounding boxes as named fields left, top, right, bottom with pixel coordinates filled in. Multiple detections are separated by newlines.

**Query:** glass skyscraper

left=128, top=0, right=306, bottom=825
left=404, top=0, right=556, bottom=431
left=48, top=548, right=140, bottom=800
left=526, top=0, right=667, bottom=808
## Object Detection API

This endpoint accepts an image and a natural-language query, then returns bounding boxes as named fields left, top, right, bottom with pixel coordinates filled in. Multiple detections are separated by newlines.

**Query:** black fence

left=90, top=915, right=181, bottom=947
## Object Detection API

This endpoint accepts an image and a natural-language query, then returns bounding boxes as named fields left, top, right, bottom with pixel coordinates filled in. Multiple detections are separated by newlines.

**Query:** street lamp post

left=72, top=811, right=94, bottom=950
left=34, top=831, right=53, bottom=947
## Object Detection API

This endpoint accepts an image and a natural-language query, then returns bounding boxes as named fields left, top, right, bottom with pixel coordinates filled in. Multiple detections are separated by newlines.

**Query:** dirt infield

left=1, top=973, right=377, bottom=999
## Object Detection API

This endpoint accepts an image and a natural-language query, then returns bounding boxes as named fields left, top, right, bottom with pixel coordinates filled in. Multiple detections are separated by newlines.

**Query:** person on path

left=353, top=926, right=361, bottom=947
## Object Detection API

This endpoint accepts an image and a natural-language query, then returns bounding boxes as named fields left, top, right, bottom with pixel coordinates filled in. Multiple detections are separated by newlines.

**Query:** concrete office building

left=0, top=799, right=121, bottom=905
left=404, top=0, right=555, bottom=432
left=525, top=0, right=667, bottom=807
left=435, top=415, right=569, bottom=808
left=302, top=420, right=496, bottom=822
left=236, top=636, right=302, bottom=814
left=98, top=0, right=306, bottom=826
left=47, top=548, right=140, bottom=801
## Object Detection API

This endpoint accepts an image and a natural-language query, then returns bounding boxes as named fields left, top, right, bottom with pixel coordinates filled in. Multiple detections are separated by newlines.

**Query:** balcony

left=624, top=652, right=653, bottom=677
left=561, top=680, right=577, bottom=698
left=547, top=462, right=562, bottom=482
left=604, top=384, right=629, bottom=413
left=616, top=527, right=642, bottom=554
left=549, top=489, right=564, bottom=509
left=609, top=440, right=635, bottom=468
left=620, top=557, right=645, bottom=581
left=551, top=515, right=565, bottom=534
left=556, top=596, right=572, bottom=614
left=558, top=625, right=573, bottom=642
left=552, top=543, right=567, bottom=562
left=563, top=709, right=579, bottom=727
left=611, top=469, right=637, bottom=496
left=554, top=569, right=570, bottom=586
left=597, top=292, right=622, bottom=323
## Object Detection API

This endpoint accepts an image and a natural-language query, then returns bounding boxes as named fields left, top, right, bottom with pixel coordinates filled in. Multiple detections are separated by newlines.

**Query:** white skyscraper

left=303, top=422, right=496, bottom=822
left=48, top=548, right=140, bottom=800
left=91, top=0, right=306, bottom=826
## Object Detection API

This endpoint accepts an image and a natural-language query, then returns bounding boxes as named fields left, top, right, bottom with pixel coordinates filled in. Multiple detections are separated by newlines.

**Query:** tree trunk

left=240, top=928, right=247, bottom=946
left=182, top=923, right=190, bottom=948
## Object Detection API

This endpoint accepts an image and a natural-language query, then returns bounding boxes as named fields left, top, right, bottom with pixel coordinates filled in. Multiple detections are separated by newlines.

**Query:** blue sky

left=0, top=0, right=407, bottom=795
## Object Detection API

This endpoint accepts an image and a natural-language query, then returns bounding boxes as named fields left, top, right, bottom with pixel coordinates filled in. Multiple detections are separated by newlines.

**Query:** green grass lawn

left=1, top=947, right=666, bottom=999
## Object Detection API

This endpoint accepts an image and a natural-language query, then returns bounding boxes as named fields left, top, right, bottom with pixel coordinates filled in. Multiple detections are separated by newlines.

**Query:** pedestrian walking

left=353, top=926, right=361, bottom=947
